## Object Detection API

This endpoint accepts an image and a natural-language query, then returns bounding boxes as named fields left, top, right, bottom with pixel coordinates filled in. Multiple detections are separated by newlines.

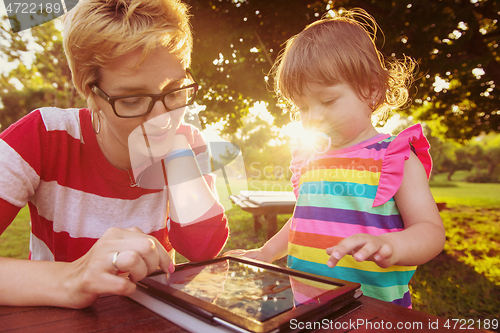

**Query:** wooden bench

left=230, top=192, right=448, bottom=239
left=229, top=191, right=296, bottom=239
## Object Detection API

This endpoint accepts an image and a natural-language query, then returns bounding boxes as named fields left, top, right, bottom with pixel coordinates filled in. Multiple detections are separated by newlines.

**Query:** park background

left=0, top=0, right=498, bottom=329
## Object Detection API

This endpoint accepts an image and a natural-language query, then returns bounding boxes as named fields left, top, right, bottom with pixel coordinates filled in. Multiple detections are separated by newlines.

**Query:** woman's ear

left=87, top=90, right=98, bottom=112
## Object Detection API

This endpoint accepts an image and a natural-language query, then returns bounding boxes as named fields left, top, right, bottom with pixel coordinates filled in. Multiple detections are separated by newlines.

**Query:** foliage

left=184, top=0, right=320, bottom=134
left=221, top=105, right=293, bottom=183
left=185, top=0, right=500, bottom=140
left=1, top=1, right=499, bottom=140
left=467, top=132, right=500, bottom=182
left=425, top=121, right=500, bottom=183
left=0, top=18, right=86, bottom=132
left=441, top=206, right=500, bottom=286
left=410, top=204, right=500, bottom=323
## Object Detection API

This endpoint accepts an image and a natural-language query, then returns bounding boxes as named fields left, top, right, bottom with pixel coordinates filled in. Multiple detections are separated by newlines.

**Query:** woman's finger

left=97, top=270, right=137, bottom=296
left=111, top=250, right=149, bottom=282
left=105, top=227, right=171, bottom=274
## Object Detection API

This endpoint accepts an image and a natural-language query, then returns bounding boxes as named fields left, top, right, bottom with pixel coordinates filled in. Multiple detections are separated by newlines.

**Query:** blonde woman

left=0, top=0, right=228, bottom=308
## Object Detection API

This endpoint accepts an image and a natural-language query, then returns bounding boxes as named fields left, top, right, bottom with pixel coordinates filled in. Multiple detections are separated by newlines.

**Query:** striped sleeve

left=0, top=109, right=45, bottom=207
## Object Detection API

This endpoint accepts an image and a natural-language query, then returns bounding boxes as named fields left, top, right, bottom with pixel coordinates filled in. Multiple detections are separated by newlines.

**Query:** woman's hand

left=65, top=227, right=172, bottom=309
left=325, top=233, right=396, bottom=269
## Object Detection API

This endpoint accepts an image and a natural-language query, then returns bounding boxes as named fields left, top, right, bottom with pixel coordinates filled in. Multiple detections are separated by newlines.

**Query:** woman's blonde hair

left=272, top=8, right=416, bottom=123
left=63, top=0, right=192, bottom=99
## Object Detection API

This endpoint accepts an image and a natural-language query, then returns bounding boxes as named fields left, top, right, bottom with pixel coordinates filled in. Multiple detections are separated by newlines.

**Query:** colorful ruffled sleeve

left=373, top=123, right=432, bottom=207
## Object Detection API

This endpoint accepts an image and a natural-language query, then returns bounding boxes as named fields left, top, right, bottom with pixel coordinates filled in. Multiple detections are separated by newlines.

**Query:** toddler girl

left=229, top=8, right=445, bottom=308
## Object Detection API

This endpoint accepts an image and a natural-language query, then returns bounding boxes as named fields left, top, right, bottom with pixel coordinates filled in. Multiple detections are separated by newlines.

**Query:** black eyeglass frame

left=91, top=69, right=199, bottom=118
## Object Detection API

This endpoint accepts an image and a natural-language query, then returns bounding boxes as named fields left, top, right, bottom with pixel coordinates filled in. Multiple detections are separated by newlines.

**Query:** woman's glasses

left=91, top=70, right=199, bottom=118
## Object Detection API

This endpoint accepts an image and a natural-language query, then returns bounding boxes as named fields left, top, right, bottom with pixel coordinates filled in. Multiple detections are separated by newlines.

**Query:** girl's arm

left=326, top=153, right=445, bottom=268
left=226, top=218, right=292, bottom=263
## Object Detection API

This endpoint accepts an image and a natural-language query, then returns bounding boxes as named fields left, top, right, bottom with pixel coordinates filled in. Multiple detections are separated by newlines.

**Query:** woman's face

left=92, top=46, right=189, bottom=169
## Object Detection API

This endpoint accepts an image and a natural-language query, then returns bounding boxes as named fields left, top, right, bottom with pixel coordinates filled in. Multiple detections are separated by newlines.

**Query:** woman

left=0, top=0, right=228, bottom=308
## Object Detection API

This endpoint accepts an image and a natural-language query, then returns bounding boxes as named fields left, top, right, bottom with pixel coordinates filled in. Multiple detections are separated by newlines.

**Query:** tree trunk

left=447, top=169, right=456, bottom=181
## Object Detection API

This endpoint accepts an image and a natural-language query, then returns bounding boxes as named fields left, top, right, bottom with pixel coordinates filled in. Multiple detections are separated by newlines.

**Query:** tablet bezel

left=137, top=256, right=361, bottom=333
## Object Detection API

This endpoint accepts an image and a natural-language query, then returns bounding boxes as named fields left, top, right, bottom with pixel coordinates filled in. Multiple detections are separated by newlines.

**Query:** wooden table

left=230, top=191, right=296, bottom=239
left=0, top=294, right=493, bottom=332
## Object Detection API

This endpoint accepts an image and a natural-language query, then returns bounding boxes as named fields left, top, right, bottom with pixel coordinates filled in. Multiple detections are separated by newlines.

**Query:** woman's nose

left=145, top=100, right=171, bottom=127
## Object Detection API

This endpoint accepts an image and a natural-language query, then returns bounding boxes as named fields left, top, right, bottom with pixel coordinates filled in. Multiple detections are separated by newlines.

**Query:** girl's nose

left=303, top=106, right=325, bottom=129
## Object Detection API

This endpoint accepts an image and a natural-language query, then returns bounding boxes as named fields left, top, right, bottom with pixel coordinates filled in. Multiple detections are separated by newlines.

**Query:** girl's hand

left=223, top=248, right=275, bottom=263
left=65, top=227, right=172, bottom=309
left=325, top=233, right=396, bottom=269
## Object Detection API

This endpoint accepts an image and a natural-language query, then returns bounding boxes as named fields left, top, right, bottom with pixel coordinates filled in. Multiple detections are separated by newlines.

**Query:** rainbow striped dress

left=287, top=124, right=432, bottom=308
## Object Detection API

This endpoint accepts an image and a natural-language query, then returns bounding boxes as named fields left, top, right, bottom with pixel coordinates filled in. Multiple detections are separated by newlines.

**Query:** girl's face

left=91, top=46, right=189, bottom=169
left=293, top=81, right=378, bottom=150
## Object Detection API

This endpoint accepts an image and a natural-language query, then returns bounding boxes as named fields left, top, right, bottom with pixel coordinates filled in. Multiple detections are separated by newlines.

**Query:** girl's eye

left=322, top=99, right=336, bottom=106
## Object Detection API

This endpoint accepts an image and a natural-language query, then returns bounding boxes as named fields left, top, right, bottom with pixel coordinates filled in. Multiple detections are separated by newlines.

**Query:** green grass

left=2, top=177, right=499, bottom=328
left=0, top=206, right=30, bottom=259
left=409, top=206, right=500, bottom=321
left=431, top=183, right=500, bottom=207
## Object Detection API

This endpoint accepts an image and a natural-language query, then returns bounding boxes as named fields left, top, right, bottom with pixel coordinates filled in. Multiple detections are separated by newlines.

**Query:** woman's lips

left=144, top=129, right=170, bottom=143
left=142, top=120, right=173, bottom=144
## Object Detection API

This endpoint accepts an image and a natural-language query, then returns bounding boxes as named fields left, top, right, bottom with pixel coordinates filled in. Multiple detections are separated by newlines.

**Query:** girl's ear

left=368, top=79, right=384, bottom=110
left=370, top=79, right=383, bottom=100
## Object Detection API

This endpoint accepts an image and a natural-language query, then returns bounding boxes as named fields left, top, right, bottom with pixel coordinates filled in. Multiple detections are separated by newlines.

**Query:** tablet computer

left=136, top=256, right=362, bottom=333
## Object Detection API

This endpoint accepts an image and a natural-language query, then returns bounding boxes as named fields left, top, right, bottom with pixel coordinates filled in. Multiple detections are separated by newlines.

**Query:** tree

left=2, top=0, right=499, bottom=141
left=440, top=145, right=474, bottom=181
left=186, top=0, right=326, bottom=135
left=185, top=0, right=500, bottom=140
left=223, top=103, right=293, bottom=182
left=0, top=18, right=85, bottom=131
left=468, top=132, right=500, bottom=182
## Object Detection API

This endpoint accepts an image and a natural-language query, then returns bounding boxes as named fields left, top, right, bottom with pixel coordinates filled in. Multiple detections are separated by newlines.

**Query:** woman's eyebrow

left=112, top=77, right=187, bottom=95
left=161, top=78, right=187, bottom=92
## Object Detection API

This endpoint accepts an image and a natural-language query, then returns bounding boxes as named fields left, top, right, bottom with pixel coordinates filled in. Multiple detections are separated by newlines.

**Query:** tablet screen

left=149, top=259, right=340, bottom=322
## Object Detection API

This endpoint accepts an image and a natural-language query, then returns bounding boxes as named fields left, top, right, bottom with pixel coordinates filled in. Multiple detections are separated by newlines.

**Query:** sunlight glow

left=203, top=119, right=227, bottom=142
left=449, top=30, right=462, bottom=39
left=378, top=113, right=404, bottom=134
left=433, top=75, right=450, bottom=92
left=472, top=67, right=485, bottom=79
left=249, top=101, right=274, bottom=125
left=279, top=121, right=304, bottom=142
left=452, top=105, right=463, bottom=115
left=279, top=121, right=331, bottom=152
left=458, top=21, right=468, bottom=30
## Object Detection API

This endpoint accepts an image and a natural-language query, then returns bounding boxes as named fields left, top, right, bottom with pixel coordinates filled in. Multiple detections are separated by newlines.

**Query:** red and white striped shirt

left=0, top=107, right=228, bottom=262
